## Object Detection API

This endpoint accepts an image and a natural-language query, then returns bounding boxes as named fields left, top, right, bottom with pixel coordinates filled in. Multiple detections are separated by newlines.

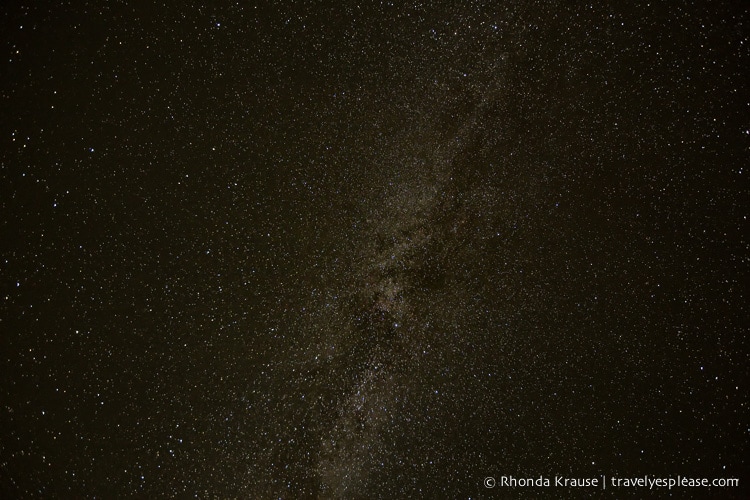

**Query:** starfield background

left=1, top=1, right=748, bottom=498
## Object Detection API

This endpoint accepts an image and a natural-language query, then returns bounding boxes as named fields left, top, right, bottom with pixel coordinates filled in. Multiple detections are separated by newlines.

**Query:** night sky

left=1, top=1, right=748, bottom=498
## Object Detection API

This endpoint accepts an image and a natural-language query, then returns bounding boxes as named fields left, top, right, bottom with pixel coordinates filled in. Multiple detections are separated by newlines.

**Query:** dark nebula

left=1, top=1, right=748, bottom=498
